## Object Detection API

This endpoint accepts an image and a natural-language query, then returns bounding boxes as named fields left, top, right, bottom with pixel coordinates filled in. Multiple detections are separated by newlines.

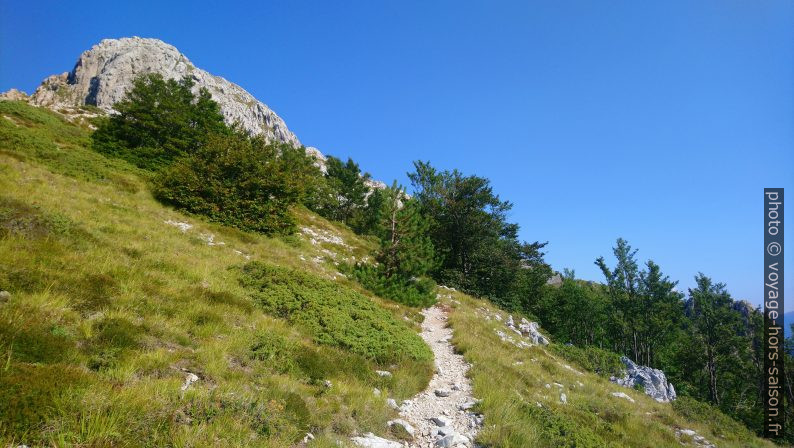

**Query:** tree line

left=91, top=73, right=793, bottom=443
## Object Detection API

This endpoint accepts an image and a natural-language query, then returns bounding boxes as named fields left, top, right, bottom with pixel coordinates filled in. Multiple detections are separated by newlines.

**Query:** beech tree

left=687, top=274, right=747, bottom=406
left=596, top=238, right=683, bottom=366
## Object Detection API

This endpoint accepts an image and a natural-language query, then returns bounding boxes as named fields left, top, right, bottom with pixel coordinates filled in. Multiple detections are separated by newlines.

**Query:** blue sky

left=1, top=0, right=792, bottom=310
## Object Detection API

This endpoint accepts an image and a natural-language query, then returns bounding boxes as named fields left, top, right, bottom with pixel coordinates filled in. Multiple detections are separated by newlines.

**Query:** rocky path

left=397, top=305, right=482, bottom=447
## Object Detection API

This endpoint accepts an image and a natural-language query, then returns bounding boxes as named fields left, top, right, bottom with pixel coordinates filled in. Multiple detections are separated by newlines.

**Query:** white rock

left=610, top=356, right=676, bottom=402
left=376, top=370, right=393, bottom=378
left=435, top=432, right=470, bottom=447
left=386, top=398, right=399, bottom=410
left=387, top=419, right=415, bottom=437
left=180, top=372, right=199, bottom=391
left=610, top=392, right=635, bottom=403
left=164, top=220, right=192, bottom=233
left=351, top=433, right=402, bottom=448
left=559, top=392, right=567, bottom=404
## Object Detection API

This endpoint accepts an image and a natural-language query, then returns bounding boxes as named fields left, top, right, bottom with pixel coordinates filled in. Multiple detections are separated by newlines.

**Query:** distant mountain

left=786, top=311, right=793, bottom=338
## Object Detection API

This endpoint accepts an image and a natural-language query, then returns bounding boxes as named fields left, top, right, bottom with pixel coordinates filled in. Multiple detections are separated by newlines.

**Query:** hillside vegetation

left=441, top=289, right=777, bottom=448
left=0, top=92, right=790, bottom=448
left=0, top=100, right=431, bottom=447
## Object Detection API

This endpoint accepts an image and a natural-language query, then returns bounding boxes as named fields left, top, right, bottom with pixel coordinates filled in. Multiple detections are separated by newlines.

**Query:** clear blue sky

left=2, top=0, right=792, bottom=310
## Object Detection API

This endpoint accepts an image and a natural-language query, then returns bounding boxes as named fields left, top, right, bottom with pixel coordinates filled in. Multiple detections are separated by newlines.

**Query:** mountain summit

left=28, top=37, right=302, bottom=147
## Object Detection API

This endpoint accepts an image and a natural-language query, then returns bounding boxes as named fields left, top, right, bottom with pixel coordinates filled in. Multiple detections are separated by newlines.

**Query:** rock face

left=29, top=37, right=300, bottom=147
left=611, top=356, right=676, bottom=402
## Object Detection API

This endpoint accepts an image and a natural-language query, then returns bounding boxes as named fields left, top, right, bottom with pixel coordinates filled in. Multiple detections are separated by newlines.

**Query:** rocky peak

left=28, top=37, right=300, bottom=147
left=0, top=88, right=29, bottom=101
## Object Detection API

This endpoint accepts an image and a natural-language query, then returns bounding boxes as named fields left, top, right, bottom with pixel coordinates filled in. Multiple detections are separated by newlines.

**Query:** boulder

left=610, top=356, right=676, bottom=402
left=435, top=431, right=471, bottom=447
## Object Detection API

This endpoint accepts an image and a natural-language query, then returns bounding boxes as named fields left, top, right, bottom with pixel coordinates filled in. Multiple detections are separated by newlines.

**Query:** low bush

left=153, top=132, right=323, bottom=235
left=238, top=262, right=432, bottom=364
left=672, top=396, right=754, bottom=441
left=550, top=344, right=624, bottom=378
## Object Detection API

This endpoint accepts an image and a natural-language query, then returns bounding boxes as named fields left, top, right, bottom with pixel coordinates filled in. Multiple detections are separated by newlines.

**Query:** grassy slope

left=443, top=290, right=777, bottom=448
left=0, top=101, right=432, bottom=447
left=0, top=100, right=778, bottom=448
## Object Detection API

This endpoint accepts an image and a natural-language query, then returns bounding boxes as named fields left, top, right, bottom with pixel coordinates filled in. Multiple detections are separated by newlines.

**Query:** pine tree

left=375, top=183, right=436, bottom=280
left=92, top=73, right=228, bottom=170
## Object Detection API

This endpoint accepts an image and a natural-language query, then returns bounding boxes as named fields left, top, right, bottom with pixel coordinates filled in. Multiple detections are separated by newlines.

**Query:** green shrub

left=672, top=396, right=754, bottom=441
left=351, top=264, right=436, bottom=307
left=250, top=333, right=298, bottom=373
left=521, top=402, right=608, bottom=448
left=550, top=344, right=624, bottom=378
left=153, top=132, right=323, bottom=235
left=238, top=262, right=432, bottom=364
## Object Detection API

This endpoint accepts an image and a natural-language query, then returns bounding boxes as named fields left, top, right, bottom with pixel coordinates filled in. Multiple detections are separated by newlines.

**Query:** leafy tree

left=311, top=156, right=373, bottom=231
left=686, top=274, right=749, bottom=407
left=537, top=275, right=610, bottom=346
left=407, top=160, right=550, bottom=304
left=596, top=238, right=683, bottom=366
left=92, top=73, right=228, bottom=170
left=153, top=131, right=323, bottom=234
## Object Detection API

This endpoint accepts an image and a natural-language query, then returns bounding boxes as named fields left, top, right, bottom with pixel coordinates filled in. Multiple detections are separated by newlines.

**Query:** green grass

left=0, top=101, right=431, bottom=447
left=443, top=292, right=778, bottom=448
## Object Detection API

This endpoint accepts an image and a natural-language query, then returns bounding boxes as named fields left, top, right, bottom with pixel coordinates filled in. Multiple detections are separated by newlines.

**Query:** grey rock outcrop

left=506, top=316, right=549, bottom=345
left=0, top=88, right=28, bottom=101
left=610, top=356, right=676, bottom=402
left=29, top=37, right=300, bottom=147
